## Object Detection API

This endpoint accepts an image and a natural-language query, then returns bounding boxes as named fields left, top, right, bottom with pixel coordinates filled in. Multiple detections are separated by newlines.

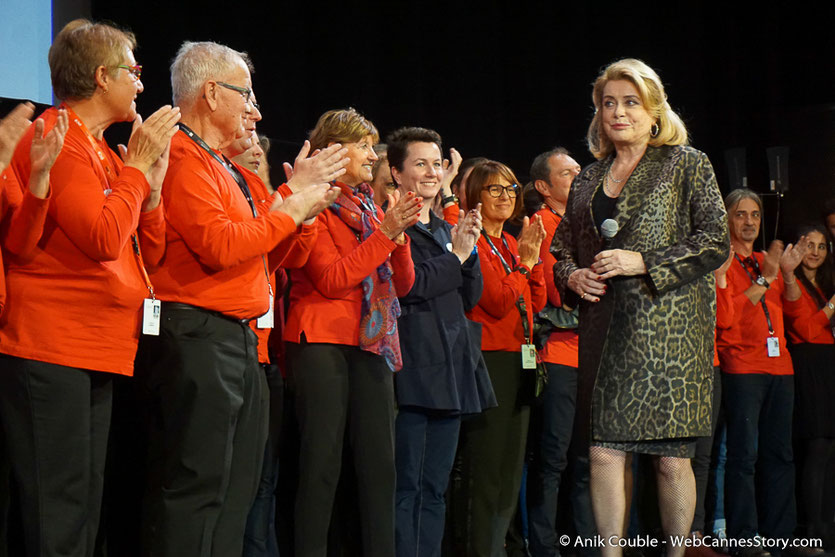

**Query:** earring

left=650, top=122, right=660, bottom=138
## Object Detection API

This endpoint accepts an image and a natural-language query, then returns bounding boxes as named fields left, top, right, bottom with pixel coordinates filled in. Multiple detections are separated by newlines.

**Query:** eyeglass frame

left=116, top=64, right=142, bottom=80
left=216, top=81, right=253, bottom=104
left=483, top=183, right=520, bottom=198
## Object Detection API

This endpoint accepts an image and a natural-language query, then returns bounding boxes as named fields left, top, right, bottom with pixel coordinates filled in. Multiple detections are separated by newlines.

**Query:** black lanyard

left=735, top=254, right=775, bottom=336
left=481, top=231, right=532, bottom=344
left=179, top=125, right=273, bottom=298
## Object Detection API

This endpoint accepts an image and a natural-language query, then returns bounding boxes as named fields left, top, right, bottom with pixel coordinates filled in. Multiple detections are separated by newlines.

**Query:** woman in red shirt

left=457, top=159, right=547, bottom=556
left=0, top=19, right=178, bottom=557
left=785, top=224, right=835, bottom=549
left=284, top=108, right=420, bottom=557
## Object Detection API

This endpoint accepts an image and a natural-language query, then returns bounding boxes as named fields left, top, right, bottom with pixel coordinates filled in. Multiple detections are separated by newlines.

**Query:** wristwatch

left=827, top=301, right=835, bottom=311
left=441, top=193, right=458, bottom=206
left=755, top=276, right=770, bottom=289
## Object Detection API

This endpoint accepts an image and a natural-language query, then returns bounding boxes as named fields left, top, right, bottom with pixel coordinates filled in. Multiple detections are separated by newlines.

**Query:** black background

left=12, top=1, right=835, bottom=243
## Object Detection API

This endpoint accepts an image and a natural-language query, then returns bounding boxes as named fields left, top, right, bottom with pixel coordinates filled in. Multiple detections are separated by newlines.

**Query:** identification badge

left=257, top=295, right=274, bottom=329
left=142, top=298, right=161, bottom=336
left=521, top=343, right=537, bottom=369
left=766, top=336, right=780, bottom=358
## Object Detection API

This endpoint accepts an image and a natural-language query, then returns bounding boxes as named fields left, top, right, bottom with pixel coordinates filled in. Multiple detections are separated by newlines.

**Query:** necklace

left=607, top=168, right=625, bottom=183
left=603, top=172, right=620, bottom=197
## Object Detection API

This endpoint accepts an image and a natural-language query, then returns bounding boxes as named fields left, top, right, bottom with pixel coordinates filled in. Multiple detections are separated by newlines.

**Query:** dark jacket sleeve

left=459, top=252, right=483, bottom=312
left=642, top=151, right=730, bottom=295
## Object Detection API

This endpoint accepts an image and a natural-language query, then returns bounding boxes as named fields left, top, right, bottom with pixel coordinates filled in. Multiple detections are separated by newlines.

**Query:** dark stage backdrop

left=78, top=1, right=835, bottom=243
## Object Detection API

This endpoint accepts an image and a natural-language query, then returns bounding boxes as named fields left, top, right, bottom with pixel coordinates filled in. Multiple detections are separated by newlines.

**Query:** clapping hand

left=779, top=236, right=808, bottom=277
left=517, top=214, right=546, bottom=269
left=379, top=190, right=422, bottom=243
left=28, top=109, right=69, bottom=198
left=122, top=106, right=181, bottom=176
left=450, top=203, right=482, bottom=263
left=0, top=102, right=35, bottom=173
left=284, top=141, right=349, bottom=193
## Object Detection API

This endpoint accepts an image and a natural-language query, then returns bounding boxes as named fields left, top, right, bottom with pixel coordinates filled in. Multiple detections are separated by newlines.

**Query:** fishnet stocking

left=589, top=448, right=696, bottom=557
left=590, top=447, right=627, bottom=557
left=653, top=457, right=696, bottom=557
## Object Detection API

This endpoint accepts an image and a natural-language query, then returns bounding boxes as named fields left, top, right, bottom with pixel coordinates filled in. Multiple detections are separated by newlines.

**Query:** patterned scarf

left=329, top=182, right=403, bottom=371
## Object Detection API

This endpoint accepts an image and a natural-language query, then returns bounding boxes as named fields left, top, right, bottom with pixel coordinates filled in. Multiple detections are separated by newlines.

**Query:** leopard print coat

left=551, top=145, right=729, bottom=447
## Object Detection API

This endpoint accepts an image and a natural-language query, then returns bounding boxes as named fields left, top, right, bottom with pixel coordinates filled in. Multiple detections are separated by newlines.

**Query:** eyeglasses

left=117, top=64, right=142, bottom=80
left=217, top=81, right=252, bottom=104
left=484, top=183, right=519, bottom=198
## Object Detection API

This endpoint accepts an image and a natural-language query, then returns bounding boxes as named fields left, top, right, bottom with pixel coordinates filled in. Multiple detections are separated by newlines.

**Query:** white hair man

left=140, top=41, right=345, bottom=556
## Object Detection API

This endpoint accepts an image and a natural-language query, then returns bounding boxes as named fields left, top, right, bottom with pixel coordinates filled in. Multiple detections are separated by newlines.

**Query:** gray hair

left=724, top=188, right=763, bottom=214
left=170, top=41, right=253, bottom=107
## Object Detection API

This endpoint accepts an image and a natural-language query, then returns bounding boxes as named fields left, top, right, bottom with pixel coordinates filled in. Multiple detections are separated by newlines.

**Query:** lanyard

left=179, top=124, right=273, bottom=297
left=735, top=254, right=775, bottom=336
left=64, top=104, right=155, bottom=298
left=481, top=231, right=533, bottom=344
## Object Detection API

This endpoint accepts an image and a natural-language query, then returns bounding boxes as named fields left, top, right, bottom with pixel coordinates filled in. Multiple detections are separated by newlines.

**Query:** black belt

left=162, top=301, right=252, bottom=325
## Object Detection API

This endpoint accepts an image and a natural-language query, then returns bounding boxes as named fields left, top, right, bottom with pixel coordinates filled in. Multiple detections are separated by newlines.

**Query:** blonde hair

left=587, top=58, right=689, bottom=160
left=48, top=19, right=136, bottom=101
left=308, top=108, right=379, bottom=151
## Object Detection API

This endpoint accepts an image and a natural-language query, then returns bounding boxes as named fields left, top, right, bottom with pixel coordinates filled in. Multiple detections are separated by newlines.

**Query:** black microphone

left=600, top=218, right=618, bottom=247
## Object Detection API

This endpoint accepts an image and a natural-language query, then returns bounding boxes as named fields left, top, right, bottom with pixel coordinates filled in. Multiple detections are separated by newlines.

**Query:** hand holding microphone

left=591, top=219, right=647, bottom=279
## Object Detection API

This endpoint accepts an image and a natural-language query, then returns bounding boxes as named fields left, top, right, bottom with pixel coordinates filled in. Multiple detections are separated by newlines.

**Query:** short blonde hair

left=308, top=108, right=379, bottom=151
left=587, top=58, right=688, bottom=160
left=48, top=19, right=136, bottom=101
left=464, top=160, right=523, bottom=219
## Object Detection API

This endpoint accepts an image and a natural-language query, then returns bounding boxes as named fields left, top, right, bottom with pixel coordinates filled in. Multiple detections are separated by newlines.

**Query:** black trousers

left=139, top=306, right=268, bottom=557
left=691, top=365, right=722, bottom=533
left=287, top=340, right=396, bottom=557
left=723, top=372, right=796, bottom=542
left=527, top=363, right=597, bottom=557
left=0, top=354, right=113, bottom=557
left=458, top=350, right=530, bottom=557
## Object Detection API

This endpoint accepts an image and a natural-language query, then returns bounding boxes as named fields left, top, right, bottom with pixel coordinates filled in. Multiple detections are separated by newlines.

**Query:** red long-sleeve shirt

left=536, top=208, right=579, bottom=367
left=238, top=164, right=318, bottom=364
left=467, top=232, right=547, bottom=352
left=150, top=131, right=300, bottom=319
left=784, top=281, right=835, bottom=345
left=0, top=107, right=164, bottom=375
left=0, top=169, right=51, bottom=314
left=285, top=205, right=414, bottom=347
left=717, top=252, right=801, bottom=375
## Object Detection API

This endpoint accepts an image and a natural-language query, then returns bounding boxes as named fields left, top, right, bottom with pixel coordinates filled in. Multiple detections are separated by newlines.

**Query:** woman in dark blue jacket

left=387, top=127, right=496, bottom=557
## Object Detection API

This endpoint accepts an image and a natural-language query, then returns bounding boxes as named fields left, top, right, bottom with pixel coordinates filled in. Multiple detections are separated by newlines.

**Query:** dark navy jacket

left=394, top=213, right=496, bottom=414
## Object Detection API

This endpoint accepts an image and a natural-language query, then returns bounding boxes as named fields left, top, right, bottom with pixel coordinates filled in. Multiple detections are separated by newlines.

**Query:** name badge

left=521, top=343, right=537, bottom=369
left=766, top=336, right=780, bottom=358
left=142, top=298, right=161, bottom=336
left=256, top=295, right=274, bottom=329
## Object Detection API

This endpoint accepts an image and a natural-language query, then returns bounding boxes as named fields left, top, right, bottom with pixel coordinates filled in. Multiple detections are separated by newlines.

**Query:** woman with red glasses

left=0, top=19, right=179, bottom=557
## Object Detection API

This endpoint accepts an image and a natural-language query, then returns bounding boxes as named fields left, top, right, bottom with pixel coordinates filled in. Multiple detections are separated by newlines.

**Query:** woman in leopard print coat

left=551, top=58, right=729, bottom=557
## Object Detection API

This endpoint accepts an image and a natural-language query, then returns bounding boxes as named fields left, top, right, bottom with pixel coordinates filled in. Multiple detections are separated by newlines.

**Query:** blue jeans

left=395, top=409, right=460, bottom=557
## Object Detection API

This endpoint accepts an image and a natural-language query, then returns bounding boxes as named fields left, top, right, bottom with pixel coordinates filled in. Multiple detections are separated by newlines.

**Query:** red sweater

left=784, top=281, right=835, bottom=345
left=150, top=131, right=300, bottom=319
left=0, top=107, right=164, bottom=375
left=0, top=169, right=51, bottom=314
left=285, top=204, right=415, bottom=347
left=717, top=252, right=800, bottom=375
left=238, top=165, right=317, bottom=364
left=467, top=232, right=547, bottom=352
left=536, top=208, right=579, bottom=367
